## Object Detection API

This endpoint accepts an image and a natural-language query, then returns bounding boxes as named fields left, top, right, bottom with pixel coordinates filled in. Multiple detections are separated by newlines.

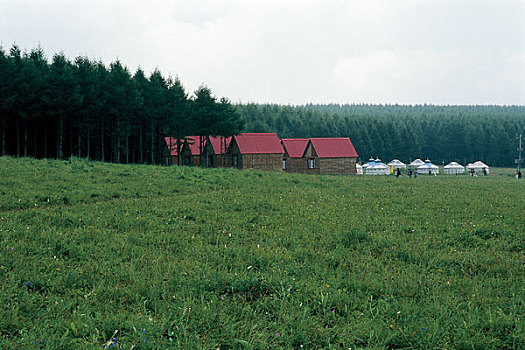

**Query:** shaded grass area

left=0, top=157, right=523, bottom=349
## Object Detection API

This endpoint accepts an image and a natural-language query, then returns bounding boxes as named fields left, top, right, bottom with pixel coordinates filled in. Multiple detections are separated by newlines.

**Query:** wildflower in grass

left=26, top=282, right=33, bottom=287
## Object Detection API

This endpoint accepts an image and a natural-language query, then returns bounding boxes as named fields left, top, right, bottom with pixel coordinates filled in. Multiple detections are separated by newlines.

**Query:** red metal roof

left=183, top=136, right=201, bottom=155
left=234, top=133, right=284, bottom=154
left=165, top=137, right=179, bottom=156
left=208, top=136, right=231, bottom=155
left=281, top=139, right=309, bottom=158
left=307, top=138, right=358, bottom=158
left=165, top=136, right=200, bottom=156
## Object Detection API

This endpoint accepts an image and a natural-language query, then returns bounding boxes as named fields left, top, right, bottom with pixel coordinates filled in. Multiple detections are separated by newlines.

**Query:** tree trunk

left=150, top=121, right=155, bottom=165
left=87, top=124, right=91, bottom=160
left=126, top=131, right=129, bottom=164
left=78, top=133, right=82, bottom=158
left=24, top=123, right=28, bottom=157
left=101, top=116, right=105, bottom=162
left=33, top=124, right=37, bottom=158
left=116, top=117, right=120, bottom=163
left=57, top=113, right=63, bottom=159
left=2, top=119, right=6, bottom=156
left=139, top=122, right=143, bottom=164
left=16, top=117, right=20, bottom=157
left=43, top=117, right=47, bottom=158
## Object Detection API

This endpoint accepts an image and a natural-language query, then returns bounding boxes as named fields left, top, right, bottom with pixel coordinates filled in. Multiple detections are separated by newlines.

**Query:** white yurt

left=417, top=159, right=439, bottom=174
left=362, top=157, right=376, bottom=168
left=365, top=163, right=390, bottom=175
left=408, top=158, right=425, bottom=169
left=443, top=162, right=465, bottom=174
left=356, top=163, right=363, bottom=174
left=387, top=159, right=406, bottom=170
left=365, top=158, right=389, bottom=175
left=466, top=161, right=489, bottom=173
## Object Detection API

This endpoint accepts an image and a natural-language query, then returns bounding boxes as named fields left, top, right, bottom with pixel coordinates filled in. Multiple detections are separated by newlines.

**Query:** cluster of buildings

left=358, top=158, right=490, bottom=175
left=164, top=133, right=491, bottom=176
left=164, top=133, right=359, bottom=175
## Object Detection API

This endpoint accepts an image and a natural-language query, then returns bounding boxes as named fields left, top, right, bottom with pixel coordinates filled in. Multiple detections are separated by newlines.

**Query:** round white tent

left=362, top=157, right=376, bottom=168
left=408, top=159, right=425, bottom=169
left=443, top=162, right=465, bottom=174
left=466, top=161, right=489, bottom=173
left=387, top=159, right=406, bottom=169
left=365, top=158, right=389, bottom=175
left=356, top=163, right=363, bottom=174
left=365, top=163, right=389, bottom=175
left=417, top=159, right=439, bottom=174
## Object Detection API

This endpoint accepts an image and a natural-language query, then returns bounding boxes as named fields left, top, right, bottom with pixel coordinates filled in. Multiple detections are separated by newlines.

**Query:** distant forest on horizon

left=1, top=44, right=524, bottom=167
left=239, top=104, right=525, bottom=167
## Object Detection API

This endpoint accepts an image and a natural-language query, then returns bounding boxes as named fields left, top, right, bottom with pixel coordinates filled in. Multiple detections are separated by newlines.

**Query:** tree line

left=0, top=45, right=243, bottom=165
left=2, top=44, right=523, bottom=168
left=238, top=103, right=525, bottom=167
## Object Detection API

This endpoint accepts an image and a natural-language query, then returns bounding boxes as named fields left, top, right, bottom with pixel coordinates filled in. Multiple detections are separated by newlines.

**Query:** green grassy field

left=0, top=157, right=523, bottom=349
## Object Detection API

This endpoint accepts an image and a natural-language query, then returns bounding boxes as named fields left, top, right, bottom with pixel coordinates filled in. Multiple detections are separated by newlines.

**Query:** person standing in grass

left=395, top=168, right=401, bottom=178
left=408, top=169, right=412, bottom=178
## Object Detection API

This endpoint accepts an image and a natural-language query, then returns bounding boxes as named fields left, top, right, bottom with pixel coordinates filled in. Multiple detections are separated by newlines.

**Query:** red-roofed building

left=281, top=138, right=309, bottom=172
left=302, top=138, right=359, bottom=175
left=202, top=136, right=232, bottom=168
left=227, top=133, right=284, bottom=171
left=163, top=136, right=201, bottom=166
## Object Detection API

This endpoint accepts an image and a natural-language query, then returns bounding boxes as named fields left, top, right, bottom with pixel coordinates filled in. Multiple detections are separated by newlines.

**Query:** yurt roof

left=467, top=161, right=489, bottom=168
left=388, top=159, right=405, bottom=166
left=409, top=159, right=424, bottom=165
left=444, top=162, right=464, bottom=169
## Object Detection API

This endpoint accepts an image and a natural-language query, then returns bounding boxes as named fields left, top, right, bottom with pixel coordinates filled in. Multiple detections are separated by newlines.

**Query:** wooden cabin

left=201, top=136, right=231, bottom=168
left=281, top=138, right=309, bottom=173
left=227, top=133, right=284, bottom=171
left=164, top=137, right=187, bottom=166
left=180, top=136, right=201, bottom=166
left=302, top=138, right=358, bottom=175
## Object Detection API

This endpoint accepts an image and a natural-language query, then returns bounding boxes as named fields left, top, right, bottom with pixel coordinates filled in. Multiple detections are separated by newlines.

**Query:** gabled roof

left=306, top=138, right=358, bottom=158
left=182, top=136, right=201, bottom=156
left=165, top=137, right=178, bottom=156
left=208, top=136, right=231, bottom=155
left=281, top=139, right=309, bottom=158
left=233, top=133, right=284, bottom=154
left=165, top=136, right=200, bottom=156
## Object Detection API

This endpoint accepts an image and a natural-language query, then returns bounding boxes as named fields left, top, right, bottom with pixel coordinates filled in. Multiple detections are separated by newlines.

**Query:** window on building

left=231, top=155, right=239, bottom=166
left=308, top=158, right=315, bottom=169
left=283, top=159, right=287, bottom=170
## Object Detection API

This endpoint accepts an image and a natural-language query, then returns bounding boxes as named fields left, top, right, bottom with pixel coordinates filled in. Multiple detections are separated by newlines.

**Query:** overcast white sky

left=1, top=0, right=524, bottom=105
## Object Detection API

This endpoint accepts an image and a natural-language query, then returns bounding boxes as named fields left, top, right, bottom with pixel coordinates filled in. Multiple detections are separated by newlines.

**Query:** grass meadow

left=0, top=157, right=523, bottom=349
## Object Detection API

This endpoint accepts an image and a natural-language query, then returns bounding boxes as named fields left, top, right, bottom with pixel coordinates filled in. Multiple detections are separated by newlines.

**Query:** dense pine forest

left=1, top=44, right=524, bottom=167
left=239, top=104, right=525, bottom=167
left=0, top=45, right=243, bottom=164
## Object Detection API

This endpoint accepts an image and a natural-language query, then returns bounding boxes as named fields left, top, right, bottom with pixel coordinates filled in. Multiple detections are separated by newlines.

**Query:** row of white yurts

left=357, top=158, right=490, bottom=175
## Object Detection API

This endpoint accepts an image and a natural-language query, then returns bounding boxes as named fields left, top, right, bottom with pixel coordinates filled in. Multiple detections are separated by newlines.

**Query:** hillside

left=0, top=157, right=523, bottom=349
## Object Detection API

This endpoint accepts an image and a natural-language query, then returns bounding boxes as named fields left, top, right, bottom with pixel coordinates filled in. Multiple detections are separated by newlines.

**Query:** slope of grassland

left=0, top=157, right=523, bottom=349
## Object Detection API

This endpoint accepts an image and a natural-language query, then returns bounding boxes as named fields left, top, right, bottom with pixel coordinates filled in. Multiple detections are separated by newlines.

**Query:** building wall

left=319, top=157, right=357, bottom=175
left=284, top=157, right=308, bottom=173
left=201, top=143, right=216, bottom=168
left=242, top=153, right=283, bottom=171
